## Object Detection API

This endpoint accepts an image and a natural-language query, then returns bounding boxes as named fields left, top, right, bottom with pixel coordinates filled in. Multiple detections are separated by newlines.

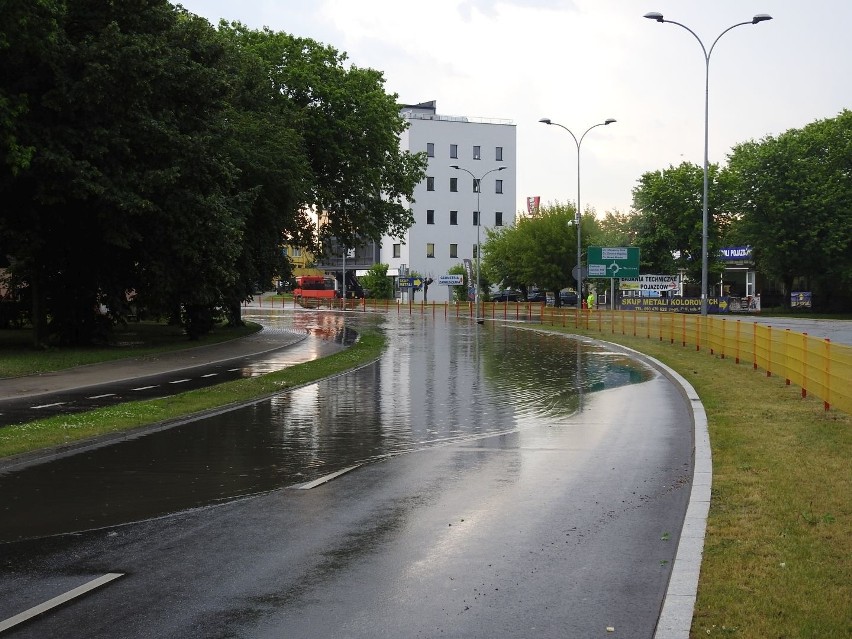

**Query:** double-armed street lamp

left=538, top=118, right=616, bottom=306
left=644, top=11, right=772, bottom=315
left=450, top=164, right=506, bottom=324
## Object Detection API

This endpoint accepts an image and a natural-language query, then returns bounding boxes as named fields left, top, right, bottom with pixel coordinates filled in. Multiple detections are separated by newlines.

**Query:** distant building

left=379, top=100, right=517, bottom=301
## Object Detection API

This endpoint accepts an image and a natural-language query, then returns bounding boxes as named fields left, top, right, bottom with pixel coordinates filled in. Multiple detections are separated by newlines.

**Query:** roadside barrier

left=541, top=307, right=852, bottom=414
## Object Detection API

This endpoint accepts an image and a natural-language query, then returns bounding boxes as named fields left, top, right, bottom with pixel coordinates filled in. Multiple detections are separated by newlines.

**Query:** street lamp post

left=644, top=11, right=772, bottom=315
left=450, top=165, right=506, bottom=324
left=538, top=118, right=616, bottom=306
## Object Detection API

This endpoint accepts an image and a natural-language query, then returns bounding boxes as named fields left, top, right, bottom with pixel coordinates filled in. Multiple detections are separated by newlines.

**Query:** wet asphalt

left=0, top=308, right=704, bottom=638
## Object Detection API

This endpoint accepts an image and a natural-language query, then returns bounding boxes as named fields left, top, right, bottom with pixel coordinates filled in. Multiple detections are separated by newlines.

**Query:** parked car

left=491, top=289, right=522, bottom=302
left=560, top=290, right=579, bottom=306
left=527, top=288, right=547, bottom=303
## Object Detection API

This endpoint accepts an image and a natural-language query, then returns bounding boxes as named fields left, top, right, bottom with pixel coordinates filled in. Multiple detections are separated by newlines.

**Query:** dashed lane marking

left=87, top=393, right=116, bottom=399
left=31, top=402, right=66, bottom=410
left=169, top=379, right=191, bottom=384
left=0, top=573, right=124, bottom=633
left=130, top=385, right=157, bottom=391
left=293, top=465, right=362, bottom=490
left=201, top=373, right=218, bottom=378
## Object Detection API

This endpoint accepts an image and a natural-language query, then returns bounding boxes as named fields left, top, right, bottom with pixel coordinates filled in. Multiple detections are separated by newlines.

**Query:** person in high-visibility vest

left=587, top=292, right=595, bottom=311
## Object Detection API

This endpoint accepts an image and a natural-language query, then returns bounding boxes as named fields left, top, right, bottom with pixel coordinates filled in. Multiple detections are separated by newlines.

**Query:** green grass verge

left=0, top=330, right=384, bottom=459
left=542, top=325, right=850, bottom=639
left=0, top=321, right=262, bottom=378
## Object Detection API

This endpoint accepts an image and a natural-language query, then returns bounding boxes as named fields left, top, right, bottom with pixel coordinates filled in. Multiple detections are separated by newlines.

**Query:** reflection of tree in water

left=480, top=327, right=652, bottom=418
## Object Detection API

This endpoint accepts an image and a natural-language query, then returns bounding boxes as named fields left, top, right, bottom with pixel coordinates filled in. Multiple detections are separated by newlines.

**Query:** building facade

left=380, top=101, right=517, bottom=302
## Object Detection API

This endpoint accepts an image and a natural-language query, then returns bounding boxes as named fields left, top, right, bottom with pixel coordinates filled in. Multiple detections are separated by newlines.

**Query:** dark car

left=560, top=291, right=579, bottom=306
left=491, top=289, right=522, bottom=302
left=527, top=289, right=547, bottom=303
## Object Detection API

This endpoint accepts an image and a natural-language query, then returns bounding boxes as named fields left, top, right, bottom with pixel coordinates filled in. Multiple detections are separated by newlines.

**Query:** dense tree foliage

left=483, top=203, right=594, bottom=302
left=629, top=161, right=733, bottom=282
left=725, top=110, right=852, bottom=309
left=0, top=1, right=425, bottom=345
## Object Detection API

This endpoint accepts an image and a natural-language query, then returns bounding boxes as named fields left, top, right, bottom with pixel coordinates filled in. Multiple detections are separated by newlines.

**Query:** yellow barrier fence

left=541, top=307, right=852, bottom=414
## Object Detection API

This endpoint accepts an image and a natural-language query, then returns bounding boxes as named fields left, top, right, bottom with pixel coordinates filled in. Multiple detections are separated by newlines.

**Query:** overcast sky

left=176, top=0, right=852, bottom=217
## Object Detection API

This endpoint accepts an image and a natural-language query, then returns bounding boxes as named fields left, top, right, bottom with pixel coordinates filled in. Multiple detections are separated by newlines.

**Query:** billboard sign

left=619, top=274, right=680, bottom=292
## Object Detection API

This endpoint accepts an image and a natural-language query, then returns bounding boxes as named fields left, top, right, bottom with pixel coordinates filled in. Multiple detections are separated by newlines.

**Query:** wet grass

left=544, top=325, right=850, bottom=639
left=0, top=321, right=262, bottom=378
left=0, top=330, right=385, bottom=459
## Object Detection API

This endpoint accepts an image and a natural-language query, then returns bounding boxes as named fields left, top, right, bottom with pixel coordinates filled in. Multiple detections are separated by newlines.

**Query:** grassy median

left=543, top=325, right=850, bottom=639
left=0, top=321, right=263, bottom=378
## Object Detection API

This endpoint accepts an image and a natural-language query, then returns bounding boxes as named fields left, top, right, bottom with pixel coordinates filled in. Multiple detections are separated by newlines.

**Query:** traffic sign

left=587, top=246, right=640, bottom=278
left=438, top=274, right=464, bottom=285
left=398, top=276, right=423, bottom=289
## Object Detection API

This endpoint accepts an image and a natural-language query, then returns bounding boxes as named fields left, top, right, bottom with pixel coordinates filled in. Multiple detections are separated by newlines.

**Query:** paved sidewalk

left=0, top=328, right=305, bottom=401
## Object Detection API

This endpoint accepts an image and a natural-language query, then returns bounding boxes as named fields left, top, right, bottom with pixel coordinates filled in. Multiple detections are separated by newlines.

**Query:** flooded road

left=0, top=311, right=653, bottom=543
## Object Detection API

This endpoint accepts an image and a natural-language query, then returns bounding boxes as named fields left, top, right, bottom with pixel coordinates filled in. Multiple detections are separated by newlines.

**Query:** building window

left=426, top=176, right=434, bottom=191
left=495, top=179, right=503, bottom=194
left=292, top=247, right=302, bottom=257
left=450, top=143, right=458, bottom=159
left=496, top=146, right=503, bottom=161
left=427, top=209, right=435, bottom=224
left=473, top=145, right=481, bottom=160
left=473, top=244, right=478, bottom=259
left=473, top=178, right=480, bottom=193
left=450, top=210, right=458, bottom=225
left=495, top=211, right=503, bottom=226
left=450, top=177, right=458, bottom=192
left=450, top=243, right=458, bottom=258
left=426, top=243, right=435, bottom=258
left=393, top=243, right=401, bottom=258
left=427, top=142, right=435, bottom=157
left=473, top=210, right=479, bottom=226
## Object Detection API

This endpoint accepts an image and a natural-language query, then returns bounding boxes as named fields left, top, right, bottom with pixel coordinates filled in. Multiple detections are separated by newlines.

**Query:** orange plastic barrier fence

left=540, top=308, right=851, bottom=414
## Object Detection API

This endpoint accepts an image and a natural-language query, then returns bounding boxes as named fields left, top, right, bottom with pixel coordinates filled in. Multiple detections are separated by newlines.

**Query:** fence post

left=801, top=333, right=808, bottom=398
left=753, top=321, right=758, bottom=370
left=766, top=325, right=772, bottom=377
left=784, top=329, right=792, bottom=386
left=734, top=320, right=740, bottom=364
left=696, top=314, right=701, bottom=352
left=823, top=339, right=831, bottom=411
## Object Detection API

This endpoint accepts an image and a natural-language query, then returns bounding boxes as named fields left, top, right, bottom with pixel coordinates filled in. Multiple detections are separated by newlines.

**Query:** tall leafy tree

left=483, top=202, right=587, bottom=302
left=630, top=161, right=731, bottom=282
left=216, top=24, right=426, bottom=251
left=726, top=110, right=852, bottom=308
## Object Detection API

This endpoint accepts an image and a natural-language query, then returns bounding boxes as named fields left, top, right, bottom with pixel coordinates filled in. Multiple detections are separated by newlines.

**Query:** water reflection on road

left=0, top=311, right=652, bottom=542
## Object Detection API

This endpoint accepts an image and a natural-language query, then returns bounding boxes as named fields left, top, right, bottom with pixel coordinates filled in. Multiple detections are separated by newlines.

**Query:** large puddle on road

left=0, top=312, right=653, bottom=542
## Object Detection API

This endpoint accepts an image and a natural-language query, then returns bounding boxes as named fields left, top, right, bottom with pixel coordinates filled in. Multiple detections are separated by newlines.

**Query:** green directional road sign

left=587, top=246, right=640, bottom=279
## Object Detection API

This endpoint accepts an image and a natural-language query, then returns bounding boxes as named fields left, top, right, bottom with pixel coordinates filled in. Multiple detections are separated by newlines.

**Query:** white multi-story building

left=380, top=100, right=517, bottom=302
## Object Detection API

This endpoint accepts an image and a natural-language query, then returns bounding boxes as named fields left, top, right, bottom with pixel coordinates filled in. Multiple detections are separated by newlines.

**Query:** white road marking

left=169, top=379, right=191, bottom=384
left=130, top=385, right=157, bottom=391
left=293, top=465, right=361, bottom=490
left=227, top=368, right=240, bottom=372
left=200, top=373, right=218, bottom=378
left=0, top=573, right=124, bottom=632
left=87, top=393, right=116, bottom=399
left=31, top=402, right=66, bottom=409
